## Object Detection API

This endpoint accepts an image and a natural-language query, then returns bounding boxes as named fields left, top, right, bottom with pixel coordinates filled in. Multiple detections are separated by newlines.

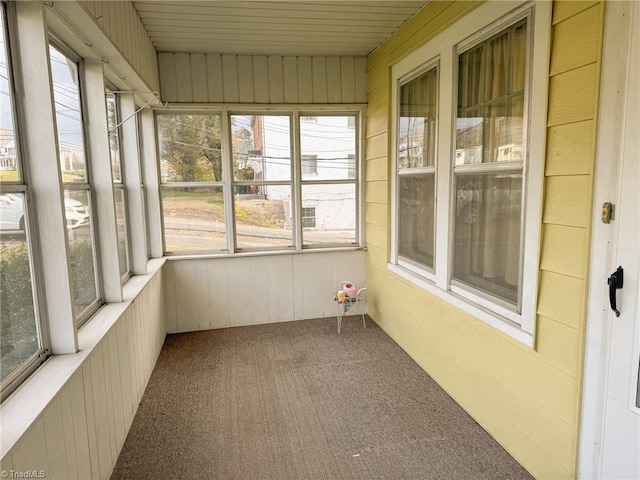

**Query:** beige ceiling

left=132, top=1, right=428, bottom=56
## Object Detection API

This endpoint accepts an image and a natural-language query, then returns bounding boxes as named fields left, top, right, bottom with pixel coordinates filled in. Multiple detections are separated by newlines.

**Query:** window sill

left=165, top=245, right=366, bottom=261
left=0, top=258, right=166, bottom=460
left=387, top=263, right=534, bottom=347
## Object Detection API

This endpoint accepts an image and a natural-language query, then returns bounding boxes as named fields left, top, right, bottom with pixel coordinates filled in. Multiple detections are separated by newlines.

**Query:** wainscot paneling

left=164, top=250, right=367, bottom=333
left=1, top=261, right=166, bottom=479
left=158, top=53, right=367, bottom=104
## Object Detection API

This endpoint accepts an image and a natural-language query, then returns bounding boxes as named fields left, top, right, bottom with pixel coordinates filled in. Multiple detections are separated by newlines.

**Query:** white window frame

left=394, top=59, right=439, bottom=280
left=106, top=91, right=133, bottom=282
left=154, top=105, right=365, bottom=256
left=0, top=1, right=51, bottom=401
left=48, top=39, right=106, bottom=326
left=389, top=0, right=551, bottom=346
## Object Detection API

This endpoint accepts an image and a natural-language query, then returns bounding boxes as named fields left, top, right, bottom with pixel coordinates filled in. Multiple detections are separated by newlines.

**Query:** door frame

left=579, top=1, right=636, bottom=478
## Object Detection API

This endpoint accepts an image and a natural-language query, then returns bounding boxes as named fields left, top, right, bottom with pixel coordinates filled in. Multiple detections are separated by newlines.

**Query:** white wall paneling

left=165, top=250, right=367, bottom=333
left=158, top=54, right=368, bottom=104
left=1, top=261, right=166, bottom=479
left=78, top=0, right=159, bottom=92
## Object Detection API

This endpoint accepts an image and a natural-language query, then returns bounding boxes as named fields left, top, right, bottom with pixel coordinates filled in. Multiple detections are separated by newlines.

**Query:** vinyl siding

left=80, top=1, right=160, bottom=91
left=157, top=53, right=368, bottom=104
left=364, top=1, right=604, bottom=478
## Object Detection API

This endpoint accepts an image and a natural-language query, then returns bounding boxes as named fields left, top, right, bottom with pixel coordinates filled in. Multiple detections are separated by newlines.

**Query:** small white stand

left=336, top=290, right=367, bottom=334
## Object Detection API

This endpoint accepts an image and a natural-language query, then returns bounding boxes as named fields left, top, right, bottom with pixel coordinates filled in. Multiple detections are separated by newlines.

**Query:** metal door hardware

left=607, top=266, right=624, bottom=317
left=602, top=202, right=615, bottom=223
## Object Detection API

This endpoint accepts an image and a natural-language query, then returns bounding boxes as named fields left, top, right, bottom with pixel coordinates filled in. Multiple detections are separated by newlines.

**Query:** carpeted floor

left=111, top=317, right=532, bottom=480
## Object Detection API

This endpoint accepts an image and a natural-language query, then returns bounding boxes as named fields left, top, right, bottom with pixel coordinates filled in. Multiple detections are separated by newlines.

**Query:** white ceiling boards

left=132, top=1, right=427, bottom=56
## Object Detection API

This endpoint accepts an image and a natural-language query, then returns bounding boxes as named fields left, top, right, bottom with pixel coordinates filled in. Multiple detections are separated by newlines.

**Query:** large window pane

left=453, top=174, right=522, bottom=304
left=399, top=69, right=437, bottom=169
left=300, top=115, right=356, bottom=180
left=50, top=45, right=86, bottom=181
left=301, top=184, right=356, bottom=246
left=161, top=186, right=226, bottom=253
left=158, top=114, right=222, bottom=183
left=106, top=94, right=121, bottom=181
left=455, top=21, right=527, bottom=165
left=398, top=174, right=435, bottom=268
left=0, top=10, right=17, bottom=183
left=0, top=193, right=39, bottom=382
left=114, top=187, right=129, bottom=277
left=231, top=115, right=291, bottom=182
left=64, top=189, right=98, bottom=315
left=235, top=185, right=293, bottom=249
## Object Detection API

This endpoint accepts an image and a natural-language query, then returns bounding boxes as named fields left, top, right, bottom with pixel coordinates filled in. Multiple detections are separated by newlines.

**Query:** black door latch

left=607, top=266, right=623, bottom=317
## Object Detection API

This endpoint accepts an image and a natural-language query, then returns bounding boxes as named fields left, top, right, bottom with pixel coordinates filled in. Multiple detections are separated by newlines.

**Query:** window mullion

left=221, top=112, right=236, bottom=253
left=119, top=93, right=148, bottom=275
left=140, top=109, right=163, bottom=258
left=292, top=111, right=303, bottom=251
left=434, top=50, right=454, bottom=290
left=84, top=60, right=122, bottom=303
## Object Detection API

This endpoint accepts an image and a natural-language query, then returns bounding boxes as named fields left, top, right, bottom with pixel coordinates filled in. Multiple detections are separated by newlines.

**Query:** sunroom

left=0, top=1, right=638, bottom=479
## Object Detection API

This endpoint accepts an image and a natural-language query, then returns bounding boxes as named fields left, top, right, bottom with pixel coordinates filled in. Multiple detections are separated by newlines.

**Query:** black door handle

left=607, top=266, right=623, bottom=317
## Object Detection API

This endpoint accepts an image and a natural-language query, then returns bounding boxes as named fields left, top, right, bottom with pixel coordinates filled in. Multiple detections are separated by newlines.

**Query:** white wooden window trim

left=140, top=108, right=164, bottom=258
left=119, top=93, right=148, bottom=275
left=388, top=0, right=551, bottom=344
left=154, top=105, right=365, bottom=255
left=84, top=59, right=123, bottom=304
left=14, top=2, right=77, bottom=354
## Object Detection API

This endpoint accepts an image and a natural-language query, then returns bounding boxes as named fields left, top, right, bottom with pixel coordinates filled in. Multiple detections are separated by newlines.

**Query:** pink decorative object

left=340, top=281, right=365, bottom=299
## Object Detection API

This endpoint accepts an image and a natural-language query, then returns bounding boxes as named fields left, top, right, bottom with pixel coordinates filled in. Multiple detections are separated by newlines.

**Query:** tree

left=158, top=114, right=222, bottom=182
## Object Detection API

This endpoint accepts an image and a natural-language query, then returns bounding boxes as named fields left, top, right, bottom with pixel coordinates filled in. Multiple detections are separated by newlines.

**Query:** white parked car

left=0, top=194, right=89, bottom=231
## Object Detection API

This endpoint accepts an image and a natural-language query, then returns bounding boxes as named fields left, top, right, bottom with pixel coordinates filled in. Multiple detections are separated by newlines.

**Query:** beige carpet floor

left=111, top=317, right=532, bottom=480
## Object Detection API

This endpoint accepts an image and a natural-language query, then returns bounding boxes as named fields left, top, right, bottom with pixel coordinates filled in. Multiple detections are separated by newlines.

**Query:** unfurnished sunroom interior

left=0, top=1, right=638, bottom=479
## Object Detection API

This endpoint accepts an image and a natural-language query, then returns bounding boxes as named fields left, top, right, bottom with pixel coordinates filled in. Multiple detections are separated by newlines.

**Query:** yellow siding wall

left=364, top=1, right=604, bottom=478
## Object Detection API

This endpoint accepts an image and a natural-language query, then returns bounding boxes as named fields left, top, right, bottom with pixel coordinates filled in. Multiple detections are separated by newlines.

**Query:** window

left=299, top=114, right=358, bottom=247
left=302, top=207, right=316, bottom=229
left=390, top=1, right=550, bottom=342
left=452, top=20, right=527, bottom=306
left=397, top=66, right=438, bottom=271
left=158, top=113, right=226, bottom=254
left=156, top=109, right=362, bottom=254
left=0, top=3, right=45, bottom=392
left=106, top=92, right=131, bottom=280
left=302, top=154, right=318, bottom=176
left=49, top=43, right=101, bottom=322
left=232, top=114, right=293, bottom=250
